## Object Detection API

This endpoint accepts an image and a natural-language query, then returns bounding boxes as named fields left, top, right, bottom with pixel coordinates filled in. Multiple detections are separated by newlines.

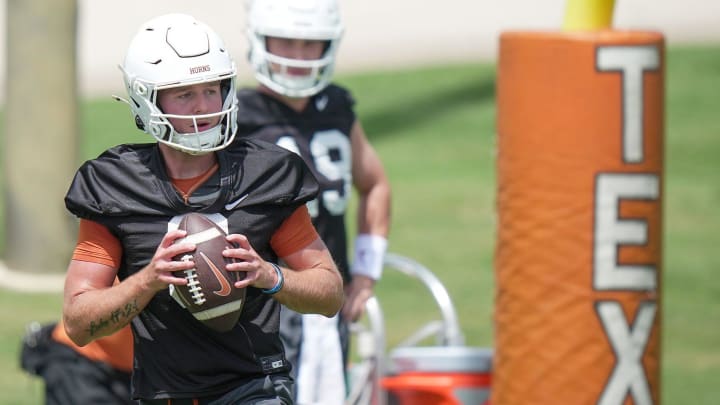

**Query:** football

left=171, top=212, right=246, bottom=332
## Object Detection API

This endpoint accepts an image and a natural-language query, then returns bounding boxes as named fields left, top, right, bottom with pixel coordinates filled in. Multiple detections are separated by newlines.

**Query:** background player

left=61, top=13, right=343, bottom=403
left=237, top=0, right=392, bottom=402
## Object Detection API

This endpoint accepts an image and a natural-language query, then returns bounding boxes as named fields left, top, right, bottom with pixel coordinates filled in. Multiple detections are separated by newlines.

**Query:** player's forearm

left=274, top=265, right=344, bottom=317
left=356, top=178, right=391, bottom=236
left=352, top=180, right=390, bottom=283
left=63, top=274, right=153, bottom=346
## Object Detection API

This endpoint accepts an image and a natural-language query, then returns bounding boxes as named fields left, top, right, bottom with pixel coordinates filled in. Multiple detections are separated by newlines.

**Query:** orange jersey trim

left=270, top=205, right=320, bottom=257
left=72, top=219, right=121, bottom=266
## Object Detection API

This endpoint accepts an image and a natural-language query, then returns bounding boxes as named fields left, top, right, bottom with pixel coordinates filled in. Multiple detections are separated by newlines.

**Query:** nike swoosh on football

left=224, top=193, right=249, bottom=210
left=199, top=252, right=232, bottom=297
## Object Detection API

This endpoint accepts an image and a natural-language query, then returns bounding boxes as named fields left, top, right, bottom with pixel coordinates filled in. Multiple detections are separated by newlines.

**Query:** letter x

left=596, top=301, right=656, bottom=405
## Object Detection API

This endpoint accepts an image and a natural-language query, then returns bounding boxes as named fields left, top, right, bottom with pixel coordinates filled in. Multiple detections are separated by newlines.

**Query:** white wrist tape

left=351, top=234, right=388, bottom=280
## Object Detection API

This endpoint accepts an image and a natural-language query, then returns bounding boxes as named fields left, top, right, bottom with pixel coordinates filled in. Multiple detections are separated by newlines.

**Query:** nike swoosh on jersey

left=224, top=193, right=249, bottom=211
left=199, top=252, right=232, bottom=297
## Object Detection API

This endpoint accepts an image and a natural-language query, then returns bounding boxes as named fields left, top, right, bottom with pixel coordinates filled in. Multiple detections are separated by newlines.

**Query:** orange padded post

left=494, top=30, right=664, bottom=405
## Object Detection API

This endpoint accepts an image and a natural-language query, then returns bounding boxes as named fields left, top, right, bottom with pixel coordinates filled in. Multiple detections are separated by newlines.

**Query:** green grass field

left=1, top=43, right=718, bottom=404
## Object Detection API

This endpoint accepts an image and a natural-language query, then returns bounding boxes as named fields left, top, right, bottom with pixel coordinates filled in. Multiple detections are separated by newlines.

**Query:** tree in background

left=3, top=0, right=78, bottom=273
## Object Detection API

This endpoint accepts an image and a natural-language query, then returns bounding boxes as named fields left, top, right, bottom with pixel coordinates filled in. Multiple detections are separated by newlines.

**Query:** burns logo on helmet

left=190, top=65, right=211, bottom=74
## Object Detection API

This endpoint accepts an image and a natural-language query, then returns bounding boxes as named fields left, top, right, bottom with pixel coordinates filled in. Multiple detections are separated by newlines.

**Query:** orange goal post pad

left=494, top=30, right=664, bottom=405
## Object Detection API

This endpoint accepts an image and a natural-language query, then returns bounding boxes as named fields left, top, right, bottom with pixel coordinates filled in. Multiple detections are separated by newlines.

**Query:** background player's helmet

left=247, top=0, right=344, bottom=98
left=120, top=14, right=238, bottom=154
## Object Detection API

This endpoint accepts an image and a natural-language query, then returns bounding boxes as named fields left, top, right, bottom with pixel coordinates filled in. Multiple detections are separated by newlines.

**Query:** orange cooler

left=381, top=346, right=493, bottom=405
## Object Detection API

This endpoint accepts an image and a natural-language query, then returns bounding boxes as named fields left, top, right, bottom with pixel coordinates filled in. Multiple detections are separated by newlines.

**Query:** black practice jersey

left=236, top=84, right=356, bottom=282
left=64, top=140, right=318, bottom=400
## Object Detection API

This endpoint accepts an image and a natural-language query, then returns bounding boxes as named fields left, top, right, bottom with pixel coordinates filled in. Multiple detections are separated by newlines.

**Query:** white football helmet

left=119, top=14, right=238, bottom=155
left=247, top=0, right=344, bottom=98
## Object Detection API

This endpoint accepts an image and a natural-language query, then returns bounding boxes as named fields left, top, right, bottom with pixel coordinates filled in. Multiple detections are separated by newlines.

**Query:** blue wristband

left=262, top=263, right=284, bottom=295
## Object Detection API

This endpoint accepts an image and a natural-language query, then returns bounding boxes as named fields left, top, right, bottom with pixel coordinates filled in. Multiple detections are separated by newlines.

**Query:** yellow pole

left=563, top=0, right=616, bottom=30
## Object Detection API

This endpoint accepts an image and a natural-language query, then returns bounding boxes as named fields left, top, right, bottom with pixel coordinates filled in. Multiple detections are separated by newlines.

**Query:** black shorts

left=138, top=375, right=293, bottom=405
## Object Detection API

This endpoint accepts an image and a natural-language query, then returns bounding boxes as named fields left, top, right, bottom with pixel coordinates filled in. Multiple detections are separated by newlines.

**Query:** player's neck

left=259, top=86, right=309, bottom=112
left=159, top=144, right=218, bottom=180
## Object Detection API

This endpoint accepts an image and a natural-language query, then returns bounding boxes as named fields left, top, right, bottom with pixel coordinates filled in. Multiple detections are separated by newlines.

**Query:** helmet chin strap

left=261, top=62, right=327, bottom=98
left=272, top=71, right=318, bottom=94
left=164, top=123, right=229, bottom=155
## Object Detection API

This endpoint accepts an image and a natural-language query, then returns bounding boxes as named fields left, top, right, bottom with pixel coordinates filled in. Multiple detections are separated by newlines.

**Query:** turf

left=0, top=43, right=718, bottom=404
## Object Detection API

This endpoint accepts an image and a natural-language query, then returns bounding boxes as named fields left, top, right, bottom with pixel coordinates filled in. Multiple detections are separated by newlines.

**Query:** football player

left=61, top=14, right=343, bottom=404
left=237, top=0, right=392, bottom=403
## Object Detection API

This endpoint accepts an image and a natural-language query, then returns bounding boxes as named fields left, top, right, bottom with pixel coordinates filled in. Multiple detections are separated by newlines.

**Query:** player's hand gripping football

left=140, top=229, right=195, bottom=292
left=224, top=234, right=281, bottom=292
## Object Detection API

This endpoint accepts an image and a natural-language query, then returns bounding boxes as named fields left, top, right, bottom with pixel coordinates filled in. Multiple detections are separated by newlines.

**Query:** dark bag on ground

left=20, top=321, right=134, bottom=405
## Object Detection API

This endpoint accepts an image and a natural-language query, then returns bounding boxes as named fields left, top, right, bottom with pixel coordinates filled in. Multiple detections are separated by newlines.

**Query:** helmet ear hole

left=134, top=115, right=145, bottom=130
left=134, top=82, right=148, bottom=96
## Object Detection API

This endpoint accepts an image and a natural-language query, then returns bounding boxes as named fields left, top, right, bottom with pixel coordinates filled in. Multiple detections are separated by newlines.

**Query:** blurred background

left=1, top=0, right=719, bottom=403
left=0, top=0, right=719, bottom=100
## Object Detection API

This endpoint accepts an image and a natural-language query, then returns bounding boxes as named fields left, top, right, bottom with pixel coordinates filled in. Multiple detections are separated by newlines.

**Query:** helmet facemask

left=142, top=77, right=237, bottom=155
